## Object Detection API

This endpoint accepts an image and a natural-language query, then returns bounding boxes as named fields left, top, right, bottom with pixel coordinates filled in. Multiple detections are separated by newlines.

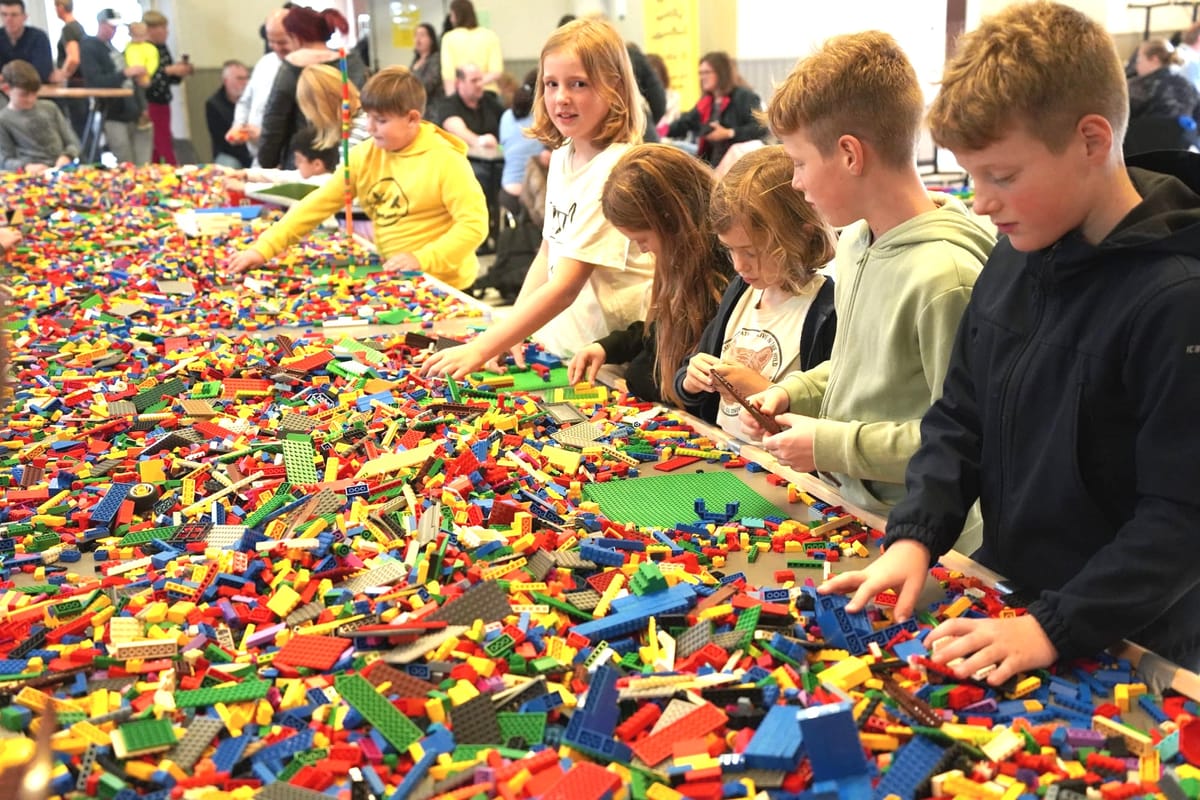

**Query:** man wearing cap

left=78, top=8, right=149, bottom=164
left=0, top=0, right=53, bottom=82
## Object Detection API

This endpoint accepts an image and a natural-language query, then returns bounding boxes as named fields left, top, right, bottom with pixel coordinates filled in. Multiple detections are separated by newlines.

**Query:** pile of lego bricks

left=0, top=165, right=1199, bottom=800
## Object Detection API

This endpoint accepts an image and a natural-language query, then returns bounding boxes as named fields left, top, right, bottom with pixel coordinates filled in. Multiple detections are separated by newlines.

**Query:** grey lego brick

left=339, top=558, right=409, bottom=594
left=107, top=400, right=137, bottom=417
left=552, top=551, right=597, bottom=571
left=206, top=525, right=247, bottom=550
left=524, top=549, right=555, bottom=581
left=167, top=715, right=225, bottom=771
left=285, top=602, right=324, bottom=628
left=564, top=589, right=602, bottom=612
left=675, top=620, right=715, bottom=659
left=426, top=581, right=511, bottom=626
left=448, top=693, right=503, bottom=745
left=550, top=422, right=607, bottom=449
left=256, top=782, right=331, bottom=800
left=279, top=413, right=321, bottom=433
left=713, top=631, right=746, bottom=653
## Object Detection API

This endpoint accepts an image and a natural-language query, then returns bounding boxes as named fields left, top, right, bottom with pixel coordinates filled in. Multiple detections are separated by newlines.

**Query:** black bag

left=472, top=206, right=541, bottom=304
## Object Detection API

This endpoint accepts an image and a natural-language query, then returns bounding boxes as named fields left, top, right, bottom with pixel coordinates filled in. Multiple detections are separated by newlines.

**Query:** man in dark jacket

left=78, top=9, right=148, bottom=164
left=0, top=0, right=51, bottom=81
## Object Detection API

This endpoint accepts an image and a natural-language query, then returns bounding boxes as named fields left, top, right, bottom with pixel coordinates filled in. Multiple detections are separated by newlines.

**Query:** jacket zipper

left=996, top=247, right=1052, bottom=542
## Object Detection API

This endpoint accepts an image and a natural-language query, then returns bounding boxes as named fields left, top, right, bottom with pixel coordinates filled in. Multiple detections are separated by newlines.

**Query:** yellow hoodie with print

left=251, top=121, right=487, bottom=289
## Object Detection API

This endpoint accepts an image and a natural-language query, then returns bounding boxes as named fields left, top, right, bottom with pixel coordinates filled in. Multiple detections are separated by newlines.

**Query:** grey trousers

left=103, top=119, right=152, bottom=165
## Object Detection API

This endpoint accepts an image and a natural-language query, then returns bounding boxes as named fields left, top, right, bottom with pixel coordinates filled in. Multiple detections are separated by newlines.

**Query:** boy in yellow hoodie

left=226, top=65, right=488, bottom=290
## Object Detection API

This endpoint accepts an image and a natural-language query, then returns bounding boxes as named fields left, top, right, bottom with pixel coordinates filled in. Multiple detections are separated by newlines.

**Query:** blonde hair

left=1140, top=37, right=1182, bottom=67
left=298, top=64, right=362, bottom=150
left=601, top=145, right=726, bottom=405
left=359, top=65, right=425, bottom=117
left=710, top=146, right=835, bottom=294
left=767, top=31, right=923, bottom=169
left=929, top=2, right=1128, bottom=152
left=528, top=18, right=644, bottom=150
left=142, top=10, right=166, bottom=28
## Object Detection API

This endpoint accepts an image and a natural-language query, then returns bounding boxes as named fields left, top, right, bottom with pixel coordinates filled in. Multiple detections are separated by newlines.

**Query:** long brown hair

left=602, top=144, right=727, bottom=405
left=709, top=146, right=835, bottom=293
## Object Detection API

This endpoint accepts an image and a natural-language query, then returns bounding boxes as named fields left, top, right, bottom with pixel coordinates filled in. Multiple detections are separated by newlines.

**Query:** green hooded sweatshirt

left=778, top=194, right=995, bottom=513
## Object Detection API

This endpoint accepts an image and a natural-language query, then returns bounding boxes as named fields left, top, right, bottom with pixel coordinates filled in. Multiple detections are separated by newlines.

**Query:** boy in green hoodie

left=740, top=31, right=995, bottom=517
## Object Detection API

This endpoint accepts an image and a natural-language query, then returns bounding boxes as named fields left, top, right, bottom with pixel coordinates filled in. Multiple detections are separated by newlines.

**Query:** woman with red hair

left=258, top=5, right=367, bottom=169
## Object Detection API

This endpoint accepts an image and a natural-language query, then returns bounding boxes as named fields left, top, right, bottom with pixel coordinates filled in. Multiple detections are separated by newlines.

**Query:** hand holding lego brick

left=710, top=362, right=772, bottom=400
left=682, top=352, right=723, bottom=394
left=818, top=539, right=931, bottom=621
left=738, top=384, right=790, bottom=438
left=422, top=342, right=489, bottom=379
left=926, top=614, right=1057, bottom=687
left=567, top=343, right=606, bottom=385
left=759, top=413, right=818, bottom=470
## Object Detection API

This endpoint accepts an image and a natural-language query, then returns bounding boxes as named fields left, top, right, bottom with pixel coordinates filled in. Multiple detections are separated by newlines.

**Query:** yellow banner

left=643, top=0, right=701, bottom=114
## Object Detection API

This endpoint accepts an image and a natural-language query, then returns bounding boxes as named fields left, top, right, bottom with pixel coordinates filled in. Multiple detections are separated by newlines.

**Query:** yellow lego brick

left=1092, top=714, right=1152, bottom=756
left=981, top=727, right=1024, bottom=762
left=859, top=732, right=901, bottom=751
left=139, top=459, right=167, bottom=483
left=266, top=585, right=302, bottom=618
left=942, top=595, right=973, bottom=619
left=446, top=679, right=479, bottom=706
left=818, top=655, right=872, bottom=691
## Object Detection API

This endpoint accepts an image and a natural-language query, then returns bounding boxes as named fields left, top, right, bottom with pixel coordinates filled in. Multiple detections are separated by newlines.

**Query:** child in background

left=0, top=60, right=79, bottom=173
left=123, top=22, right=156, bottom=130
left=226, top=66, right=487, bottom=290
left=422, top=18, right=654, bottom=377
left=567, top=144, right=731, bottom=405
left=824, top=2, right=1200, bottom=678
left=675, top=145, right=836, bottom=436
left=226, top=125, right=337, bottom=193
left=741, top=31, right=993, bottom=516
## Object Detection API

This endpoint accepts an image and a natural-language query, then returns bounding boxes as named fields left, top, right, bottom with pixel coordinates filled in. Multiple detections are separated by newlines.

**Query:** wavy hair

left=298, top=64, right=362, bottom=150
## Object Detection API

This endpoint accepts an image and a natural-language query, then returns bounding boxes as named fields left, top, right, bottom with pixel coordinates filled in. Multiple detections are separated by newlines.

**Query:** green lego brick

left=334, top=673, right=423, bottom=752
left=732, top=604, right=761, bottom=651
left=118, top=525, right=180, bottom=547
left=581, top=471, right=789, bottom=529
left=174, top=678, right=271, bottom=708
left=496, top=712, right=546, bottom=747
left=334, top=337, right=387, bottom=365
left=470, top=366, right=570, bottom=392
left=281, top=435, right=320, bottom=484
left=114, top=718, right=177, bottom=757
left=132, top=377, right=186, bottom=412
left=243, top=491, right=295, bottom=528
left=628, top=562, right=667, bottom=596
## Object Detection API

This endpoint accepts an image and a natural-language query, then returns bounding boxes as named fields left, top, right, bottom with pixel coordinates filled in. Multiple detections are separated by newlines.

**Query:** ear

left=407, top=109, right=422, bottom=124
left=1077, top=114, right=1115, bottom=163
left=837, top=134, right=866, bottom=176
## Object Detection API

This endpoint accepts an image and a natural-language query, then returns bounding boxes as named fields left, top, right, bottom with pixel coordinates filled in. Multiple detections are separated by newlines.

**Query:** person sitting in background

left=666, top=51, right=766, bottom=167
left=411, top=22, right=443, bottom=113
left=257, top=6, right=366, bottom=170
left=296, top=64, right=369, bottom=156
left=1126, top=37, right=1200, bottom=154
left=439, top=62, right=503, bottom=148
left=498, top=68, right=547, bottom=216
left=0, top=0, right=51, bottom=82
left=647, top=52, right=679, bottom=127
left=207, top=59, right=252, bottom=168
left=0, top=59, right=78, bottom=173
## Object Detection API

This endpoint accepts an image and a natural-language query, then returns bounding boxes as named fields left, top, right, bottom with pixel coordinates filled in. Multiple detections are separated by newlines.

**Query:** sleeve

left=1026, top=281, right=1200, bottom=660
left=810, top=282, right=973, bottom=484
left=777, top=360, right=831, bottom=417
left=206, top=98, right=226, bottom=156
left=440, top=35, right=456, bottom=86
left=53, top=104, right=80, bottom=158
left=729, top=90, right=767, bottom=143
left=32, top=32, right=54, bottom=82
left=484, top=30, right=504, bottom=82
left=630, top=48, right=666, bottom=122
left=409, top=152, right=489, bottom=282
left=673, top=281, right=740, bottom=420
left=250, top=167, right=347, bottom=261
left=594, top=321, right=646, bottom=365
left=667, top=105, right=701, bottom=139
left=0, top=118, right=24, bottom=171
left=882, top=304, right=982, bottom=558
left=233, top=79, right=252, bottom=126
left=256, top=67, right=297, bottom=169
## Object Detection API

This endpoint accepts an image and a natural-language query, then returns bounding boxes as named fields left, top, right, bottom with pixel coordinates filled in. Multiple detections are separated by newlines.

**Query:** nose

left=972, top=184, right=999, bottom=216
left=791, top=169, right=804, bottom=192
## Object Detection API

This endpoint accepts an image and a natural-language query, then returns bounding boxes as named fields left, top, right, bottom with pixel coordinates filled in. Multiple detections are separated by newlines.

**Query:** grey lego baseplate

left=426, top=580, right=512, bottom=626
left=550, top=422, right=607, bottom=449
left=166, top=715, right=225, bottom=771
left=524, top=549, right=556, bottom=581
left=338, top=558, right=409, bottom=594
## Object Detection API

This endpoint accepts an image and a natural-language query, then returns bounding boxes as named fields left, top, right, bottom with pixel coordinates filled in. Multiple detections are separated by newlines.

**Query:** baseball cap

left=96, top=9, right=124, bottom=24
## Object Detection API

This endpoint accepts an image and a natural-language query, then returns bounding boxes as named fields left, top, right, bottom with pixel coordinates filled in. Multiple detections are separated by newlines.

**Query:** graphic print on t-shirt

left=549, top=200, right=576, bottom=236
left=364, top=178, right=410, bottom=226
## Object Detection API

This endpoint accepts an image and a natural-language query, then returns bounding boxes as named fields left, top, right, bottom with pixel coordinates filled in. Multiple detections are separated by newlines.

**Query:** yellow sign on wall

left=643, top=0, right=701, bottom=114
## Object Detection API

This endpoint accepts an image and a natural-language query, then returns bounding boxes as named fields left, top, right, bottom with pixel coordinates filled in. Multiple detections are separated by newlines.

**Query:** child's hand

left=818, top=539, right=932, bottom=621
left=382, top=253, right=420, bottom=272
left=422, top=343, right=486, bottom=380
left=927, top=615, right=1058, bottom=687
left=682, top=352, right=722, bottom=394
left=760, top=413, right=818, bottom=470
left=55, top=155, right=72, bottom=168
left=0, top=228, right=21, bottom=252
left=227, top=250, right=266, bottom=277
left=567, top=343, right=606, bottom=385
left=23, top=163, right=48, bottom=176
left=739, top=385, right=790, bottom=438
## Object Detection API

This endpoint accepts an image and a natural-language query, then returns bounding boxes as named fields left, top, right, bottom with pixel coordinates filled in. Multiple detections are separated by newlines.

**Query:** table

left=37, top=85, right=134, bottom=164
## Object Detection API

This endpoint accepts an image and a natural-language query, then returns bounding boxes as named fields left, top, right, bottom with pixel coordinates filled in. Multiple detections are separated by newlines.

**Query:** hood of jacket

left=860, top=193, right=995, bottom=266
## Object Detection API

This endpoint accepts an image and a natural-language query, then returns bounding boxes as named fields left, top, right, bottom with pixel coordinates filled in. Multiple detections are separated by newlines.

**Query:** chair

left=1124, top=115, right=1198, bottom=157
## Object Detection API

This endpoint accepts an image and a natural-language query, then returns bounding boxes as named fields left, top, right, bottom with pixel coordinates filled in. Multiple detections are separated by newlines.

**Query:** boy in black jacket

left=823, top=1, right=1200, bottom=678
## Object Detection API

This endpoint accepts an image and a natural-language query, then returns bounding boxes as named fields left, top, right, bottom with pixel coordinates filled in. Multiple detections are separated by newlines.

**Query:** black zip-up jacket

left=886, top=152, right=1200, bottom=667
left=674, top=276, right=837, bottom=424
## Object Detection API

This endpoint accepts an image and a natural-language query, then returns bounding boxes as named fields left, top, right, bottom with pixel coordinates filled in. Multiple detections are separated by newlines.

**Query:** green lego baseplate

left=581, top=471, right=789, bottom=529
left=471, top=366, right=571, bottom=391
left=281, top=435, right=320, bottom=484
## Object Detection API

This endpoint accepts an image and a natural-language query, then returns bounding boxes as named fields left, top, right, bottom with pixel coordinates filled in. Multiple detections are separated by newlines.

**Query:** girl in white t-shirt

left=676, top=146, right=838, bottom=443
left=423, top=18, right=654, bottom=378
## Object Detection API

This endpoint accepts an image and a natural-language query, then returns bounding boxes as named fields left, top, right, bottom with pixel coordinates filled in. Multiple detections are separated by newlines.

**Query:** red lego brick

left=654, top=455, right=701, bottom=472
left=273, top=635, right=352, bottom=670
left=630, top=702, right=728, bottom=766
left=539, top=762, right=622, bottom=800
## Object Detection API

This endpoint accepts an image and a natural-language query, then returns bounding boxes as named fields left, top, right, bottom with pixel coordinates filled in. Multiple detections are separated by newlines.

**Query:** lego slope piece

left=581, top=471, right=789, bottom=528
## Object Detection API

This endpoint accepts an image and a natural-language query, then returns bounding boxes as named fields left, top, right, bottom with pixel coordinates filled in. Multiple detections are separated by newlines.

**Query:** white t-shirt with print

left=718, top=276, right=827, bottom=442
left=531, top=141, right=655, bottom=357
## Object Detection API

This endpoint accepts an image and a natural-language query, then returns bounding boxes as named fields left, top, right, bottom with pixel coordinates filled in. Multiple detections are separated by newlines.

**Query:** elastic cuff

left=881, top=522, right=942, bottom=556
left=1028, top=599, right=1075, bottom=661
left=810, top=418, right=843, bottom=474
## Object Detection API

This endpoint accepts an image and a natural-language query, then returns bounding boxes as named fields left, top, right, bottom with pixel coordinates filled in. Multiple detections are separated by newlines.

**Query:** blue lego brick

left=578, top=542, right=625, bottom=567
left=797, top=701, right=869, bottom=783
left=858, top=618, right=921, bottom=652
left=1138, top=693, right=1170, bottom=725
left=90, top=483, right=134, bottom=528
left=892, top=637, right=929, bottom=663
left=744, top=704, right=804, bottom=771
left=761, top=588, right=790, bottom=604
left=570, top=584, right=697, bottom=642
left=210, top=734, right=252, bottom=773
left=812, top=593, right=873, bottom=654
left=872, top=734, right=951, bottom=800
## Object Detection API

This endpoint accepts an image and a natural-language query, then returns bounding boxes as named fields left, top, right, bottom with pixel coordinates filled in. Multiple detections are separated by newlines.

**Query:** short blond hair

left=142, top=10, right=166, bottom=28
left=929, top=2, right=1128, bottom=152
left=528, top=18, right=644, bottom=151
left=767, top=31, right=922, bottom=169
left=360, top=65, right=425, bottom=117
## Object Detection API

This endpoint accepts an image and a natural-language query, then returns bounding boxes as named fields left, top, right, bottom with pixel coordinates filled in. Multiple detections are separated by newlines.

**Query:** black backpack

left=472, top=206, right=541, bottom=304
